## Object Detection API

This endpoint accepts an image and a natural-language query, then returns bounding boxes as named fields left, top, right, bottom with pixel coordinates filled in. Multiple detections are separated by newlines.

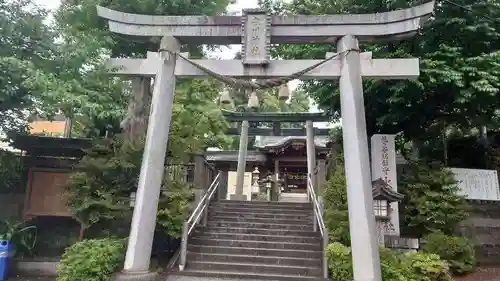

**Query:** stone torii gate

left=222, top=110, right=333, bottom=200
left=97, top=3, right=435, bottom=281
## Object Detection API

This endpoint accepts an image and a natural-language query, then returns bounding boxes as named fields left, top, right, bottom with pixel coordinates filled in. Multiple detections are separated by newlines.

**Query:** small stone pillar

left=316, top=160, right=326, bottom=196
left=219, top=170, right=229, bottom=200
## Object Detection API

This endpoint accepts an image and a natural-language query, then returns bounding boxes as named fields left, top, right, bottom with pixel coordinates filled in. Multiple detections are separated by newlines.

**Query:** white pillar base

left=112, top=271, right=158, bottom=281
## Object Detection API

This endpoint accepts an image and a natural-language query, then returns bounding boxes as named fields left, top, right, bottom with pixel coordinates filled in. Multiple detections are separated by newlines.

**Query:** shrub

left=421, top=231, right=476, bottom=275
left=323, top=153, right=350, bottom=245
left=379, top=247, right=413, bottom=281
left=67, top=137, right=193, bottom=238
left=326, top=242, right=453, bottom=281
left=403, top=252, right=453, bottom=281
left=0, top=149, right=24, bottom=193
left=0, top=219, right=37, bottom=257
left=326, top=242, right=353, bottom=281
left=327, top=242, right=413, bottom=281
left=399, top=161, right=469, bottom=238
left=57, top=238, right=125, bottom=281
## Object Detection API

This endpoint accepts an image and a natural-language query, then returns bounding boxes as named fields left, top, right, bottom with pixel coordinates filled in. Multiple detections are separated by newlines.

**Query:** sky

left=32, top=0, right=334, bottom=128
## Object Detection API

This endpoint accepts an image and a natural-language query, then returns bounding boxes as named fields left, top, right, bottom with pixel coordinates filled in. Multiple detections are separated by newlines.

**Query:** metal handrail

left=307, top=173, right=329, bottom=279
left=178, top=171, right=221, bottom=271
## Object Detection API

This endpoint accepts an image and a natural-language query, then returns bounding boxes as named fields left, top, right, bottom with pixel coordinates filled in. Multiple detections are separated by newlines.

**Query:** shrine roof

left=372, top=178, right=404, bottom=202
left=205, top=150, right=267, bottom=162
left=11, top=135, right=92, bottom=158
left=254, top=136, right=330, bottom=149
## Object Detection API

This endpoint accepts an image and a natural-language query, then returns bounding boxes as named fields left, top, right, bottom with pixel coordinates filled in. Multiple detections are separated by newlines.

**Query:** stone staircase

left=172, top=199, right=325, bottom=280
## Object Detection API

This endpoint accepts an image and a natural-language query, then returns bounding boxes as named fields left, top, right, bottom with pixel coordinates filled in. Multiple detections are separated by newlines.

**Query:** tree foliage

left=268, top=0, right=500, bottom=143
left=399, top=161, right=469, bottom=238
left=170, top=79, right=232, bottom=156
left=55, top=0, right=231, bottom=58
left=53, top=0, right=234, bottom=151
left=421, top=231, right=476, bottom=275
left=0, top=149, right=23, bottom=193
left=327, top=242, right=453, bottom=281
left=67, top=137, right=193, bottom=238
left=323, top=152, right=350, bottom=245
left=0, top=0, right=59, bottom=134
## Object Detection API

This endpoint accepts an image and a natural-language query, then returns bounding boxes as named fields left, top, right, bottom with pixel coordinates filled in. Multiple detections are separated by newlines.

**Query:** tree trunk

left=121, top=77, right=152, bottom=142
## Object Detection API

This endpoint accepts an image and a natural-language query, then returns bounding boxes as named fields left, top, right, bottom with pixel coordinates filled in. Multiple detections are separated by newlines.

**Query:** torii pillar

left=97, top=3, right=435, bottom=281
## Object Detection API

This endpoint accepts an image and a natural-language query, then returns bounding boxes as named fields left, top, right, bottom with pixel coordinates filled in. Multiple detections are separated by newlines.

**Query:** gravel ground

left=455, top=267, right=500, bottom=281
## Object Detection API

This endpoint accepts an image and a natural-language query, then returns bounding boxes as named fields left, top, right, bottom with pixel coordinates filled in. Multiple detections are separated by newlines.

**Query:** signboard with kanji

left=371, top=134, right=399, bottom=235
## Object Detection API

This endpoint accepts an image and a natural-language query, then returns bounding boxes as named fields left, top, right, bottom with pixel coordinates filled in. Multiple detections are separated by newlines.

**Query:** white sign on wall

left=371, top=134, right=400, bottom=235
left=449, top=168, right=500, bottom=201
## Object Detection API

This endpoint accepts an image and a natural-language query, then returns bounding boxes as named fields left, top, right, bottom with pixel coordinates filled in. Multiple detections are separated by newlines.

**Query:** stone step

left=208, top=221, right=313, bottom=231
left=210, top=215, right=312, bottom=225
left=209, top=210, right=313, bottom=220
left=174, top=269, right=321, bottom=281
left=187, top=252, right=321, bottom=267
left=280, top=193, right=309, bottom=203
left=207, top=221, right=315, bottom=231
left=189, top=237, right=322, bottom=251
left=187, top=245, right=322, bottom=259
left=194, top=232, right=321, bottom=244
left=216, top=200, right=311, bottom=208
left=209, top=206, right=311, bottom=214
left=187, top=261, right=322, bottom=276
left=200, top=226, right=319, bottom=237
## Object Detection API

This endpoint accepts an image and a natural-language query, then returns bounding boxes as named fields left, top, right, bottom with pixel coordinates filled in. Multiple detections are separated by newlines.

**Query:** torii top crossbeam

left=97, top=2, right=434, bottom=45
left=222, top=110, right=331, bottom=122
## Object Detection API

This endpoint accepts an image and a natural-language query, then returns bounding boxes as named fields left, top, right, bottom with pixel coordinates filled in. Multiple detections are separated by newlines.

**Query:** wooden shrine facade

left=206, top=135, right=332, bottom=192
left=10, top=135, right=92, bottom=221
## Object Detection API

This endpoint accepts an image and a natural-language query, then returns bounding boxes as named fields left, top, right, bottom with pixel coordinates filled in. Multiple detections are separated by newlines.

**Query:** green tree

left=0, top=149, right=23, bottom=193
left=0, top=0, right=60, bottom=135
left=269, top=0, right=500, bottom=147
left=323, top=153, right=350, bottom=245
left=67, top=137, right=193, bottom=238
left=399, top=161, right=469, bottom=238
left=52, top=0, right=234, bottom=153
left=55, top=0, right=231, bottom=58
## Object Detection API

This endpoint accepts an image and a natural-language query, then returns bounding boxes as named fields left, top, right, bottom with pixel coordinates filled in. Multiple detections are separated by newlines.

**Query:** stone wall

left=459, top=200, right=500, bottom=265
left=0, top=192, right=25, bottom=220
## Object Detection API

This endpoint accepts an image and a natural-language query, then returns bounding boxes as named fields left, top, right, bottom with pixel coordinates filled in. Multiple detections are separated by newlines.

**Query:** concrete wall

left=459, top=200, right=500, bottom=265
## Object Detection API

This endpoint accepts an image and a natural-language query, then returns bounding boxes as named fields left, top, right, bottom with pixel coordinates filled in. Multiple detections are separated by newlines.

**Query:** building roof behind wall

left=254, top=136, right=330, bottom=149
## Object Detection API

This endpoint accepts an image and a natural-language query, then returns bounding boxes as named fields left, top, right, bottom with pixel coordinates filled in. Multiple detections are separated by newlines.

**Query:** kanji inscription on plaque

left=241, top=9, right=270, bottom=65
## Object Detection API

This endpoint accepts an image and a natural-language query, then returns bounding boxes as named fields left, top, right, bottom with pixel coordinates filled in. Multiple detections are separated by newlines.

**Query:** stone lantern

left=220, top=89, right=232, bottom=104
left=250, top=167, right=260, bottom=200
left=258, top=172, right=284, bottom=202
left=372, top=178, right=404, bottom=245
